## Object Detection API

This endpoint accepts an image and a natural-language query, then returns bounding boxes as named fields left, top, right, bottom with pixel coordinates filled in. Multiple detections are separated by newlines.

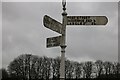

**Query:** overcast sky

left=2, top=1, right=119, bottom=68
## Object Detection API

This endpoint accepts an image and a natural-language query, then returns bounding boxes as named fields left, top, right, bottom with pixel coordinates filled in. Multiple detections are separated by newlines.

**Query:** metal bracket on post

left=61, top=45, right=67, bottom=53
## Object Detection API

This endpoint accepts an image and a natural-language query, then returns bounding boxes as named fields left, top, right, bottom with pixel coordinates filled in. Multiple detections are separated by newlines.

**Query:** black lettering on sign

left=67, top=16, right=96, bottom=25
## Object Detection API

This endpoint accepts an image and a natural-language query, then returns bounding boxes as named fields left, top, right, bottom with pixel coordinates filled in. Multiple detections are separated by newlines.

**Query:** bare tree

left=40, top=56, right=51, bottom=80
left=8, top=54, right=38, bottom=80
left=94, top=60, right=104, bottom=78
left=74, top=62, right=83, bottom=79
left=83, top=61, right=93, bottom=78
left=1, top=68, right=9, bottom=79
left=45, top=57, right=52, bottom=80
left=8, top=54, right=26, bottom=79
left=112, top=62, right=120, bottom=78
left=65, top=60, right=74, bottom=79
left=52, top=57, right=60, bottom=79
left=103, top=61, right=113, bottom=76
left=35, top=56, right=43, bottom=79
left=29, top=55, right=39, bottom=79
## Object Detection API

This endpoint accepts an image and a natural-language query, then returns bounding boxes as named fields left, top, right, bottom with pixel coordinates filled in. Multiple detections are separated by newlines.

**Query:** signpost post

left=43, top=0, right=108, bottom=80
left=59, top=0, right=67, bottom=80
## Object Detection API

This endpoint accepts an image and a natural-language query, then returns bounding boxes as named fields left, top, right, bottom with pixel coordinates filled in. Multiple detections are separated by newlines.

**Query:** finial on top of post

left=62, top=0, right=66, bottom=11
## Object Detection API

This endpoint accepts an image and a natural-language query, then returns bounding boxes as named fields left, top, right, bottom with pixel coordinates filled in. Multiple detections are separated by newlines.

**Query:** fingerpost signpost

left=43, top=0, right=108, bottom=80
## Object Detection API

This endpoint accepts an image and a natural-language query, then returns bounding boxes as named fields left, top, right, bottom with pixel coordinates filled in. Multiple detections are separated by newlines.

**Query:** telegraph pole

left=60, top=0, right=67, bottom=80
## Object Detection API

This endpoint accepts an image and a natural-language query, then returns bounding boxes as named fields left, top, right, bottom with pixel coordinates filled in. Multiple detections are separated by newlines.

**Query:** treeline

left=1, top=54, right=120, bottom=80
